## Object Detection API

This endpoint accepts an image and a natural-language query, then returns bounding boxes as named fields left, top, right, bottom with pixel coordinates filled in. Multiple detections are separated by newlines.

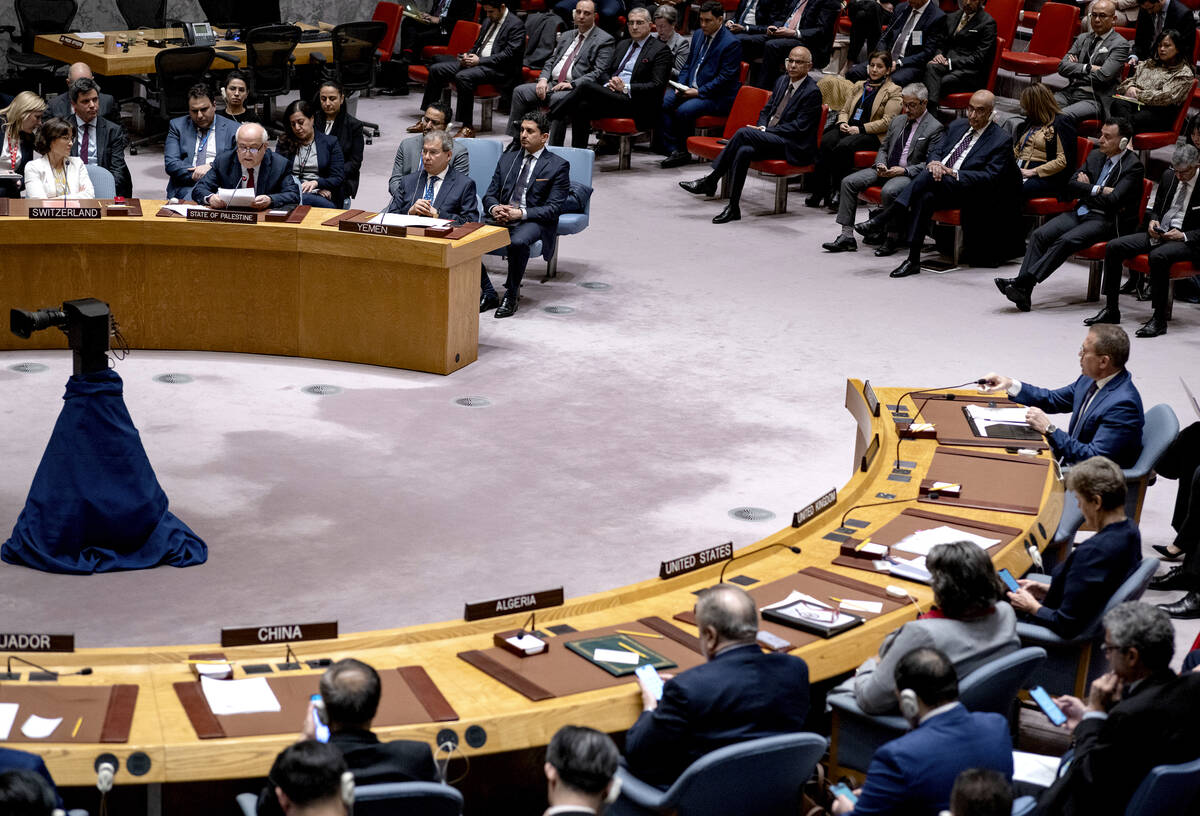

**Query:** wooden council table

left=0, top=382, right=1064, bottom=791
left=0, top=201, right=509, bottom=375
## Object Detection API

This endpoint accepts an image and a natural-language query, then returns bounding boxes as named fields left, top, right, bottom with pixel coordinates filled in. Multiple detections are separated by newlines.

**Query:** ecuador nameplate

left=221, top=621, right=338, bottom=647
left=338, top=219, right=407, bottom=237
left=187, top=209, right=257, bottom=224
left=28, top=206, right=100, bottom=219
left=792, top=488, right=837, bottom=528
left=464, top=588, right=564, bottom=621
left=659, top=541, right=733, bottom=579
left=0, top=633, right=74, bottom=652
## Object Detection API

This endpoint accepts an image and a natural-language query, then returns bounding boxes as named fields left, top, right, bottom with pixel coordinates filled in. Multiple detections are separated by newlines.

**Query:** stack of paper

left=217, top=188, right=257, bottom=208
left=893, top=525, right=1000, bottom=557
left=0, top=702, right=17, bottom=739
left=200, top=676, right=282, bottom=715
left=762, top=591, right=857, bottom=626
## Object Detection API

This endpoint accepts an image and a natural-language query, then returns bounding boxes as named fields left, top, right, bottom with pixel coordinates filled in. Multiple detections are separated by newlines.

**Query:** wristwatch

left=1044, top=423, right=1057, bottom=435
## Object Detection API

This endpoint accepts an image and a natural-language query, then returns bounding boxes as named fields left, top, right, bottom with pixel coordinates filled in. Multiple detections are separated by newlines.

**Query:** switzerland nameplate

left=28, top=206, right=100, bottom=219
left=221, top=621, right=338, bottom=647
left=464, top=588, right=564, bottom=621
left=0, top=633, right=74, bottom=652
left=187, top=209, right=257, bottom=224
left=659, top=541, right=733, bottom=579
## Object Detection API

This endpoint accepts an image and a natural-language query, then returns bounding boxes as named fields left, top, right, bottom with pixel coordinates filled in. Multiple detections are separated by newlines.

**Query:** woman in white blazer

left=23, top=116, right=95, bottom=199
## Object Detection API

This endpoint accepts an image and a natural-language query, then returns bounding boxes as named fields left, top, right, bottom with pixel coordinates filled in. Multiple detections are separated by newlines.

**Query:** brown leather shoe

left=406, top=121, right=425, bottom=133
left=453, top=125, right=475, bottom=138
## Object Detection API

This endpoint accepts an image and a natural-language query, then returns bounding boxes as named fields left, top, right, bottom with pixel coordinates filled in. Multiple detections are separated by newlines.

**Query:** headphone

left=1118, top=135, right=1130, bottom=151
left=604, top=776, right=623, bottom=805
left=339, top=771, right=356, bottom=809
left=898, top=688, right=921, bottom=723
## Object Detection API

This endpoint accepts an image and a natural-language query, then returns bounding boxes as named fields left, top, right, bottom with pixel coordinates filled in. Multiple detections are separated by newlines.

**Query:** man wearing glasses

left=193, top=123, right=300, bottom=210
left=389, top=103, right=469, bottom=198
left=1054, top=0, right=1130, bottom=124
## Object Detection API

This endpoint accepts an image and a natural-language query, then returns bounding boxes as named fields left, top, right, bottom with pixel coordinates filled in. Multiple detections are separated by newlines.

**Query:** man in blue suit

left=164, top=84, right=238, bottom=201
left=193, top=123, right=301, bottom=211
left=624, top=584, right=810, bottom=789
left=659, top=1, right=744, bottom=169
left=980, top=325, right=1145, bottom=468
left=386, top=130, right=479, bottom=226
left=756, top=0, right=841, bottom=87
left=832, top=648, right=1012, bottom=816
left=846, top=0, right=946, bottom=87
left=678, top=45, right=822, bottom=223
left=0, top=749, right=62, bottom=808
left=481, top=111, right=571, bottom=318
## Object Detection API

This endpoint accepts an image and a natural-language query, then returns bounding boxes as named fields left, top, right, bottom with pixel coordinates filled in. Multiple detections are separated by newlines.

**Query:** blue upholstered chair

left=458, top=136, right=502, bottom=214
left=236, top=781, right=463, bottom=816
left=1012, top=795, right=1038, bottom=815
left=1123, top=756, right=1200, bottom=815
left=84, top=164, right=116, bottom=199
left=609, top=732, right=827, bottom=816
left=827, top=647, right=1047, bottom=776
left=1017, top=557, right=1158, bottom=697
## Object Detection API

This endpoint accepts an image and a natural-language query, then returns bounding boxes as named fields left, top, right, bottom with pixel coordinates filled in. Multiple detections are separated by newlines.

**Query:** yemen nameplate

left=0, top=633, right=74, bottom=652
left=187, top=209, right=257, bottom=224
left=464, top=588, right=564, bottom=621
left=339, top=219, right=407, bottom=237
left=28, top=206, right=100, bottom=219
left=659, top=541, right=734, bottom=579
left=221, top=621, right=338, bottom=647
left=792, top=488, right=837, bottom=528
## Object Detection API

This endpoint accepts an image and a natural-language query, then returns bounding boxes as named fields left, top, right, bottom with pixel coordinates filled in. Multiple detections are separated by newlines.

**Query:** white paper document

left=837, top=598, right=884, bottom=614
left=1012, top=751, right=1062, bottom=788
left=762, top=591, right=857, bottom=626
left=76, top=32, right=105, bottom=39
left=20, top=714, right=61, bottom=739
left=0, top=702, right=18, bottom=739
left=367, top=213, right=452, bottom=228
left=893, top=525, right=1000, bottom=557
left=165, top=204, right=203, bottom=216
left=200, top=675, right=282, bottom=715
left=668, top=80, right=690, bottom=91
left=878, top=555, right=932, bottom=584
left=592, top=648, right=640, bottom=665
left=965, top=405, right=1030, bottom=425
left=217, top=187, right=257, bottom=208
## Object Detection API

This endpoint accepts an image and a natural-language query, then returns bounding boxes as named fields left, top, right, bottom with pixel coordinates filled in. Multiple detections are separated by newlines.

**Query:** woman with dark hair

left=1110, top=30, right=1195, bottom=132
left=0, top=91, right=44, bottom=197
left=833, top=540, right=1019, bottom=715
left=24, top=116, right=95, bottom=199
left=257, top=740, right=351, bottom=816
left=221, top=71, right=260, bottom=125
left=312, top=80, right=364, bottom=207
left=275, top=99, right=345, bottom=209
left=0, top=769, right=57, bottom=816
left=1013, top=82, right=1073, bottom=200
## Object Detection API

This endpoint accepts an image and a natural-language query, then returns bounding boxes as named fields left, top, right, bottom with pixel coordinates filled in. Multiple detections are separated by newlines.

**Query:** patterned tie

left=890, top=120, right=914, bottom=167
left=1162, top=177, right=1191, bottom=229
left=423, top=174, right=437, bottom=201
left=786, top=0, right=808, bottom=29
left=510, top=154, right=533, bottom=206
left=944, top=130, right=976, bottom=167
left=768, top=84, right=794, bottom=128
left=617, top=39, right=641, bottom=73
left=557, top=34, right=585, bottom=82
left=80, top=123, right=89, bottom=164
left=740, top=0, right=759, bottom=24
left=955, top=11, right=971, bottom=34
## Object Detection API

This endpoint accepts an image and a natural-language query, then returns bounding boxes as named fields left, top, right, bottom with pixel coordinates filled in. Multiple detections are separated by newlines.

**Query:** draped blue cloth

left=1, top=370, right=207, bottom=574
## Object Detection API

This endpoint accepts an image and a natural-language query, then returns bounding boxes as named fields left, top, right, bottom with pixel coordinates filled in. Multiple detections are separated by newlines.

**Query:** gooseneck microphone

left=718, top=542, right=802, bottom=584
left=6, top=654, right=93, bottom=678
left=891, top=380, right=986, bottom=470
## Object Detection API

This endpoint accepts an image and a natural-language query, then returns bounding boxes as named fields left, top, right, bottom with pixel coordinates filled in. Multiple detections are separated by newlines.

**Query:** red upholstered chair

left=1122, top=254, right=1199, bottom=319
left=750, top=103, right=830, bottom=213
left=1022, top=136, right=1094, bottom=225
left=371, top=1, right=403, bottom=67
left=987, top=0, right=1021, bottom=48
left=686, top=84, right=771, bottom=161
left=522, top=66, right=540, bottom=83
left=1132, top=78, right=1198, bottom=166
left=941, top=36, right=1005, bottom=115
left=1000, top=3, right=1078, bottom=83
left=852, top=149, right=884, bottom=205
left=408, top=20, right=481, bottom=84
left=695, top=62, right=752, bottom=135
left=457, top=82, right=502, bottom=131
left=931, top=207, right=965, bottom=263
left=1072, top=178, right=1154, bottom=300
left=592, top=116, right=643, bottom=170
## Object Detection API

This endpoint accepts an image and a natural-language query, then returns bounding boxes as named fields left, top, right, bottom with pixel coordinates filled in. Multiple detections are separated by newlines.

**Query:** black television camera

left=10, top=298, right=112, bottom=375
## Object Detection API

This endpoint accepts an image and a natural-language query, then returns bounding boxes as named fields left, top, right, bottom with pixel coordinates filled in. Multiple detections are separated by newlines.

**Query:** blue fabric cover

left=1, top=370, right=207, bottom=574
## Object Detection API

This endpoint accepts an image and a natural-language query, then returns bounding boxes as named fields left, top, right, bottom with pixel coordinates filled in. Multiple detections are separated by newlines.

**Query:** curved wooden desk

left=0, top=202, right=508, bottom=374
left=0, top=382, right=1063, bottom=787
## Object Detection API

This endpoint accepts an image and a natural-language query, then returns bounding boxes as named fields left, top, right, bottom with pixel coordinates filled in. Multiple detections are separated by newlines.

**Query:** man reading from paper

left=192, top=123, right=300, bottom=211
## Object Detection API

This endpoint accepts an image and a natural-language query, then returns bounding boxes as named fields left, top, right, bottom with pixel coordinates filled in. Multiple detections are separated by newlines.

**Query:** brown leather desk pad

left=458, top=617, right=705, bottom=702
left=173, top=667, right=456, bottom=740
left=0, top=683, right=138, bottom=743
left=912, top=396, right=1048, bottom=450
left=831, top=507, right=1023, bottom=576
left=673, top=567, right=909, bottom=652
left=918, top=448, right=1049, bottom=515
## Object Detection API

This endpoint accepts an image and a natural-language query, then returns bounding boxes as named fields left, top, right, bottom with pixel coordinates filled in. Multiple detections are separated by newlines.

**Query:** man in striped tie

left=385, top=129, right=478, bottom=226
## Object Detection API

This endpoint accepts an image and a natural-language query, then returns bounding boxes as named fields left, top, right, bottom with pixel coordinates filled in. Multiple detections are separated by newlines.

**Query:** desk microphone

left=891, top=380, right=981, bottom=471
left=6, top=655, right=93, bottom=679
left=717, top=542, right=801, bottom=584
left=278, top=643, right=301, bottom=671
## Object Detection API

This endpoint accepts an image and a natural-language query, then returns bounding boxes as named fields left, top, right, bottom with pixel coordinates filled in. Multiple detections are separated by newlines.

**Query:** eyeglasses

left=784, top=58, right=811, bottom=64
left=1089, top=11, right=1114, bottom=17
left=1100, top=643, right=1126, bottom=654
left=236, top=144, right=264, bottom=154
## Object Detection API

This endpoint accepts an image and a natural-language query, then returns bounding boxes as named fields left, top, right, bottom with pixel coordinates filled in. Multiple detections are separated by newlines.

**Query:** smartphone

left=634, top=664, right=664, bottom=701
left=310, top=694, right=330, bottom=742
left=998, top=568, right=1020, bottom=593
left=1152, top=224, right=1166, bottom=234
left=1030, top=685, right=1067, bottom=726
left=830, top=782, right=858, bottom=804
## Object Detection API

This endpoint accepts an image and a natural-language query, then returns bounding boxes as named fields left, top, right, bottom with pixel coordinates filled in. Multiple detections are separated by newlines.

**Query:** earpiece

left=605, top=775, right=623, bottom=805
left=1118, top=136, right=1130, bottom=151
left=340, top=771, right=355, bottom=808
left=898, top=688, right=920, bottom=722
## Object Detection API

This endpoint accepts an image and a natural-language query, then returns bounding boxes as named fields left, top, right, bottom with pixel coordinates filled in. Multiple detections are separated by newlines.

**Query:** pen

left=615, top=629, right=662, bottom=639
left=620, top=642, right=650, bottom=659
left=72, top=717, right=82, bottom=738
left=854, top=539, right=872, bottom=551
left=830, top=597, right=845, bottom=606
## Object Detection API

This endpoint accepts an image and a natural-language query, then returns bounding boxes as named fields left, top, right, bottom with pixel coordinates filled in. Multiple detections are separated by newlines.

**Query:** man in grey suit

left=388, top=102, right=469, bottom=199
left=822, top=83, right=944, bottom=254
left=67, top=77, right=131, bottom=197
left=1055, top=0, right=1130, bottom=123
left=507, top=0, right=614, bottom=148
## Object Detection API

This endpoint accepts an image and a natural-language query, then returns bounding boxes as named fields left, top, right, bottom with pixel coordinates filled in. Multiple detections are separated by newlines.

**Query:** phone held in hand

left=1030, top=685, right=1067, bottom=726
left=831, top=782, right=858, bottom=804
left=310, top=694, right=331, bottom=742
left=634, top=664, right=664, bottom=701
left=997, top=568, right=1020, bottom=593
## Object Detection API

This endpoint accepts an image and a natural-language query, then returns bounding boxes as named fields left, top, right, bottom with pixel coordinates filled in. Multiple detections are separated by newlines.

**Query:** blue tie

left=423, top=175, right=437, bottom=201
left=1078, top=157, right=1116, bottom=216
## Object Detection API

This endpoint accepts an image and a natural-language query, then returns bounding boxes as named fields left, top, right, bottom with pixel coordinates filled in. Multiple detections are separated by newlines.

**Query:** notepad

left=1013, top=751, right=1062, bottom=787
left=20, top=714, right=61, bottom=739
left=592, top=648, right=640, bottom=665
left=0, top=702, right=18, bottom=739
left=200, top=675, right=282, bottom=716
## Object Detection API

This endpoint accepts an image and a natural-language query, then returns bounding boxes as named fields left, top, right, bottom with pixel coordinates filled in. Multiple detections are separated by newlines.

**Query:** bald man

left=192, top=123, right=300, bottom=209
left=48, top=62, right=120, bottom=123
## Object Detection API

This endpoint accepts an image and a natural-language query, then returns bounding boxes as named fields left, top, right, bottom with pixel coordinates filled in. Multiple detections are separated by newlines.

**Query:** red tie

left=557, top=34, right=584, bottom=82
left=80, top=124, right=89, bottom=164
left=246, top=168, right=255, bottom=189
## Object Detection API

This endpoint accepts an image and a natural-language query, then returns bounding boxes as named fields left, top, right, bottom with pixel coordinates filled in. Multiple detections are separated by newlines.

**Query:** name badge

left=911, top=29, right=923, bottom=46
left=852, top=108, right=864, bottom=122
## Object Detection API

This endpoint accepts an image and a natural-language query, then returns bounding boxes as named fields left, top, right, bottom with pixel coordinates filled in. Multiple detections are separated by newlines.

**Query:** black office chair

left=198, top=0, right=282, bottom=34
left=242, top=24, right=302, bottom=135
left=128, top=45, right=238, bottom=153
left=116, top=0, right=167, bottom=29
left=0, top=0, right=78, bottom=95
left=310, top=21, right=387, bottom=139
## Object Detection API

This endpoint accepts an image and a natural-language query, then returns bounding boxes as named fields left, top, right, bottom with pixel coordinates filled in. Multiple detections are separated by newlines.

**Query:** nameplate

left=791, top=488, right=837, bottom=529
left=187, top=209, right=257, bottom=224
left=861, top=433, right=881, bottom=472
left=0, top=633, right=74, bottom=652
left=221, top=621, right=338, bottom=647
left=863, top=380, right=880, bottom=417
left=338, top=219, right=407, bottom=237
left=464, top=588, right=564, bottom=621
left=59, top=35, right=84, bottom=49
left=659, top=541, right=733, bottom=579
left=28, top=206, right=100, bottom=219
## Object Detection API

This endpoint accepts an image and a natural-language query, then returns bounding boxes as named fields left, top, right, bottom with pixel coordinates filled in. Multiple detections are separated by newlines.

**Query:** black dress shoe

left=1118, top=274, right=1141, bottom=295
left=1153, top=544, right=1187, bottom=562
left=1150, top=565, right=1193, bottom=592
left=827, top=193, right=839, bottom=211
left=1159, top=590, right=1200, bottom=619
left=480, top=292, right=499, bottom=313
left=1003, top=282, right=1032, bottom=312
left=874, top=237, right=901, bottom=257
left=805, top=193, right=827, bottom=208
left=890, top=259, right=920, bottom=278
left=861, top=231, right=884, bottom=246
left=854, top=216, right=886, bottom=240
left=659, top=151, right=691, bottom=169
left=1135, top=279, right=1152, bottom=301
left=822, top=235, right=857, bottom=252
left=494, top=294, right=519, bottom=318
left=1135, top=315, right=1167, bottom=337
left=1083, top=306, right=1121, bottom=326
left=680, top=177, right=717, bottom=196
left=994, top=277, right=1016, bottom=294
left=712, top=204, right=741, bottom=224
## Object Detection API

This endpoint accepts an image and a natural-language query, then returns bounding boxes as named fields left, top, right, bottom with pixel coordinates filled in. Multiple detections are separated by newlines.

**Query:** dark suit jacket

left=939, top=8, right=996, bottom=75
left=483, top=147, right=571, bottom=254
left=430, top=0, right=477, bottom=37
left=329, top=728, right=438, bottom=785
left=734, top=0, right=783, bottom=35
left=678, top=26, right=743, bottom=107
left=878, top=1, right=946, bottom=67
left=624, top=643, right=810, bottom=788
left=48, top=90, right=120, bottom=124
left=874, top=110, right=945, bottom=176
left=1135, top=0, right=1196, bottom=61
left=1145, top=166, right=1200, bottom=245
left=930, top=118, right=1013, bottom=187
left=0, top=747, right=62, bottom=807
left=473, top=10, right=527, bottom=76
left=524, top=11, right=565, bottom=69
left=756, top=73, right=823, bottom=165
left=539, top=26, right=615, bottom=85
left=1014, top=369, right=1145, bottom=467
left=274, top=131, right=345, bottom=195
left=1039, top=671, right=1200, bottom=816
left=776, top=0, right=841, bottom=70
left=164, top=114, right=239, bottom=198
left=70, top=115, right=131, bottom=197
left=315, top=110, right=365, bottom=199
left=601, top=36, right=673, bottom=129
left=1029, top=518, right=1141, bottom=638
left=851, top=705, right=1013, bottom=816
left=386, top=166, right=479, bottom=225
left=192, top=149, right=301, bottom=209
left=1067, top=148, right=1145, bottom=234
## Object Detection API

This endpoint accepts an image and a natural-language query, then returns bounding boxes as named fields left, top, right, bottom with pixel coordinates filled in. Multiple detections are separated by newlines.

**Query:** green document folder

left=564, top=633, right=678, bottom=677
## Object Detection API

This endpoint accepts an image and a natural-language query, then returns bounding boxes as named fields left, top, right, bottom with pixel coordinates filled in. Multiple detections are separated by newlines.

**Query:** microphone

left=5, top=655, right=93, bottom=680
left=718, top=541, right=801, bottom=584
left=278, top=643, right=301, bottom=671
left=891, top=380, right=983, bottom=471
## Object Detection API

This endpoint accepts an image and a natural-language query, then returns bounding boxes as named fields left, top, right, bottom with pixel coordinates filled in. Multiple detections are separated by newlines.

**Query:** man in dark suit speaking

left=678, top=45, right=822, bottom=223
left=386, top=130, right=478, bottom=224
left=979, top=325, right=1145, bottom=467
left=193, top=123, right=300, bottom=210
left=623, top=584, right=810, bottom=788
